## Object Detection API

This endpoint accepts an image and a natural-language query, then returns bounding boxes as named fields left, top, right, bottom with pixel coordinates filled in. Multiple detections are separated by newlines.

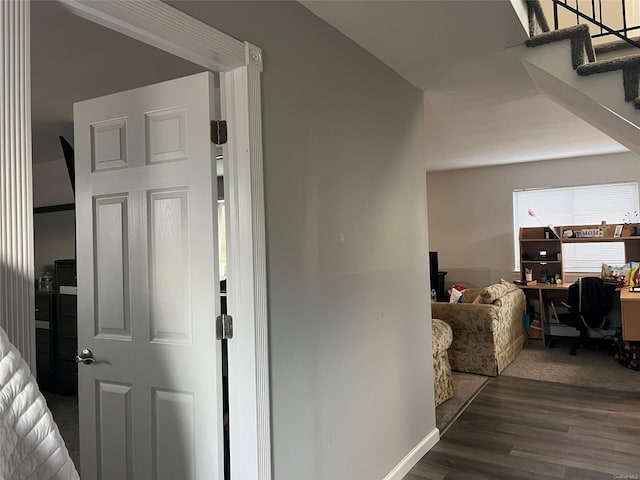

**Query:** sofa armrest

left=431, top=302, right=499, bottom=335
left=493, top=288, right=526, bottom=348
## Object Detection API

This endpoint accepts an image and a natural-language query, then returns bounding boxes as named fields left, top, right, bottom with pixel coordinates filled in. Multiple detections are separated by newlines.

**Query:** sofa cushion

left=479, top=283, right=512, bottom=304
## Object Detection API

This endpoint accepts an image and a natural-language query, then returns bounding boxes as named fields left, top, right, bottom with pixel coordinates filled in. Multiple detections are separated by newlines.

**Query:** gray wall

left=427, top=151, right=640, bottom=288
left=34, top=210, right=75, bottom=275
left=169, top=2, right=434, bottom=479
left=33, top=158, right=74, bottom=208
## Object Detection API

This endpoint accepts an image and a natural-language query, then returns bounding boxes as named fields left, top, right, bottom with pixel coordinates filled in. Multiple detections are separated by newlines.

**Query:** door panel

left=94, top=195, right=130, bottom=339
left=152, top=389, right=195, bottom=480
left=148, top=188, right=191, bottom=344
left=74, top=72, right=222, bottom=479
left=96, top=382, right=133, bottom=479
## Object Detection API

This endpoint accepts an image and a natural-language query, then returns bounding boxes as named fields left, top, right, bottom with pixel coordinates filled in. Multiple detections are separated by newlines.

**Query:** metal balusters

left=550, top=0, right=640, bottom=49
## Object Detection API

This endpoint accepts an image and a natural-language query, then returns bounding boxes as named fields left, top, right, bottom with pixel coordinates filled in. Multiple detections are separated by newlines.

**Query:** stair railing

left=551, top=0, right=640, bottom=48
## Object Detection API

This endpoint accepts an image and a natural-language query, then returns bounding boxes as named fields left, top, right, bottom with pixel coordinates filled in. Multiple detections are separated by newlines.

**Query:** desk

left=521, top=283, right=640, bottom=344
left=620, top=289, right=640, bottom=341
left=518, top=283, right=569, bottom=346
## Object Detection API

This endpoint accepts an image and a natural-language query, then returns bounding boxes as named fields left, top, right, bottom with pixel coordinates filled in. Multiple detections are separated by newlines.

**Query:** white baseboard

left=382, top=428, right=440, bottom=480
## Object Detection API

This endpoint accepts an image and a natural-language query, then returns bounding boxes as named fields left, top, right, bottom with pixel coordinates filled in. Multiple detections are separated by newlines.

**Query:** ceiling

left=31, top=1, right=627, bottom=173
left=301, top=0, right=627, bottom=171
left=31, top=0, right=205, bottom=164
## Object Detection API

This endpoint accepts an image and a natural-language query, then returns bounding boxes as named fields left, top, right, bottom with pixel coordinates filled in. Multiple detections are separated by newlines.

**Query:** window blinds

left=513, top=182, right=639, bottom=272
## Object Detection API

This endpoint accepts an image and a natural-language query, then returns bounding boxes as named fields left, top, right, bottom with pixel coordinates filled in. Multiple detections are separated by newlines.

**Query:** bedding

left=0, top=327, right=79, bottom=479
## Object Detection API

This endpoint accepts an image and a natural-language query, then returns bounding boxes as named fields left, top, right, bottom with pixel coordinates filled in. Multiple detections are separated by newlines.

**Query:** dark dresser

left=54, top=259, right=78, bottom=395
left=35, top=292, right=55, bottom=391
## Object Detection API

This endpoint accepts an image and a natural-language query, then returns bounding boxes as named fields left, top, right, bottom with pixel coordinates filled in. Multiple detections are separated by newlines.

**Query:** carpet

left=436, top=371, right=489, bottom=434
left=502, top=344, right=640, bottom=393
left=44, top=392, right=80, bottom=473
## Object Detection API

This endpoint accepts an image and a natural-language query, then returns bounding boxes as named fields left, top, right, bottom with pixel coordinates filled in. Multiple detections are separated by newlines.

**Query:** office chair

left=549, top=277, right=618, bottom=356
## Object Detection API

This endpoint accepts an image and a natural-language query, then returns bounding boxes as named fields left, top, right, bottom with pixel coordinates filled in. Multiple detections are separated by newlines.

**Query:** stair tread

left=527, top=0, right=550, bottom=34
left=525, top=24, right=590, bottom=47
left=595, top=36, right=640, bottom=54
left=524, top=0, right=640, bottom=110
left=577, top=54, right=640, bottom=75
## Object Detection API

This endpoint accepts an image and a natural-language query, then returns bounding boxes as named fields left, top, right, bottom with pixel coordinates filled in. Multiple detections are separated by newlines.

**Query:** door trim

left=1, top=0, right=36, bottom=371
left=57, top=1, right=270, bottom=478
left=58, top=0, right=246, bottom=72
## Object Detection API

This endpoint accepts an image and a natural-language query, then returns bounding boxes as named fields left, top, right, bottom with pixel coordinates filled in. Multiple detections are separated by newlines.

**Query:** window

left=513, top=182, right=639, bottom=272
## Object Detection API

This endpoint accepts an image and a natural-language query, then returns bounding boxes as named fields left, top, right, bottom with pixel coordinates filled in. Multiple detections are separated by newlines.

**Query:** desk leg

left=538, top=289, right=546, bottom=347
left=522, top=288, right=545, bottom=346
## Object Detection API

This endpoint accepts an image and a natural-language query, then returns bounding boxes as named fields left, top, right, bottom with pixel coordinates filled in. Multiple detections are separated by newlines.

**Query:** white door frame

left=58, top=2, right=271, bottom=479
left=0, top=0, right=36, bottom=371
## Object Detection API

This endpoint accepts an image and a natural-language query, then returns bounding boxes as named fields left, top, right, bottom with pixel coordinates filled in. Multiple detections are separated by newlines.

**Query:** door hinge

left=211, top=120, right=228, bottom=145
left=216, top=313, right=233, bottom=340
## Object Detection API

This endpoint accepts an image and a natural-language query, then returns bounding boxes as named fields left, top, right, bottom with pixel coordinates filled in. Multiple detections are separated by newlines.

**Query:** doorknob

left=75, top=348, right=96, bottom=365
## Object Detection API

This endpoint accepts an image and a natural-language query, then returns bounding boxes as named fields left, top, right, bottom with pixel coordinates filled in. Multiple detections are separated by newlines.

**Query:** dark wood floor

left=406, top=376, right=640, bottom=480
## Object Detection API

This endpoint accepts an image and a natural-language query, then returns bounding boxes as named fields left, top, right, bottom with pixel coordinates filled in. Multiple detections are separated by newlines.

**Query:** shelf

left=562, top=237, right=626, bottom=243
left=559, top=223, right=640, bottom=242
left=521, top=260, right=561, bottom=264
left=519, top=283, right=569, bottom=290
left=520, top=239, right=561, bottom=242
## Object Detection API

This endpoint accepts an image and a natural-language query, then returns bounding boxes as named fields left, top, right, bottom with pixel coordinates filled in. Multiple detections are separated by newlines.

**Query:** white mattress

left=0, top=327, right=79, bottom=480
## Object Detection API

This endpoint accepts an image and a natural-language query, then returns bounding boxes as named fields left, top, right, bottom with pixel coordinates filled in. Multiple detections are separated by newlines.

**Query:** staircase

left=512, top=0, right=640, bottom=154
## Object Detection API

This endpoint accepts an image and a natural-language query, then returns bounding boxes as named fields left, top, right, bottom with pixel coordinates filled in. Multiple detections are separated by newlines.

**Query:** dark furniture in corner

left=35, top=292, right=55, bottom=391
left=429, top=251, right=448, bottom=301
left=54, top=259, right=78, bottom=394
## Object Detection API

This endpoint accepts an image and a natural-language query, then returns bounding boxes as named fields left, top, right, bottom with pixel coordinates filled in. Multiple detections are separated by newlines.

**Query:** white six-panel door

left=74, top=72, right=223, bottom=480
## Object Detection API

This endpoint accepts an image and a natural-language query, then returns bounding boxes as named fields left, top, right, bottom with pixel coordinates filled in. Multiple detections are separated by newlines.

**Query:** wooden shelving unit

left=557, top=224, right=640, bottom=263
left=519, top=227, right=563, bottom=285
left=520, top=223, right=640, bottom=284
left=519, top=227, right=564, bottom=346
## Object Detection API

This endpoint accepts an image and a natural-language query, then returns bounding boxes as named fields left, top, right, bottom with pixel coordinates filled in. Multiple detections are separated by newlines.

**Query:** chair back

left=566, top=277, right=617, bottom=329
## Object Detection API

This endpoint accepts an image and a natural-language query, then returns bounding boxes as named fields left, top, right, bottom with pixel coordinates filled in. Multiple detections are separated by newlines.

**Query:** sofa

left=432, top=318, right=455, bottom=407
left=431, top=281, right=527, bottom=376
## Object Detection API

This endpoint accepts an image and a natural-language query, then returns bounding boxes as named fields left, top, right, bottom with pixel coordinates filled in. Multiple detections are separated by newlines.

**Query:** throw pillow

left=601, top=263, right=634, bottom=288
left=500, top=278, right=519, bottom=292
left=449, top=285, right=467, bottom=303
left=461, top=287, right=485, bottom=304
